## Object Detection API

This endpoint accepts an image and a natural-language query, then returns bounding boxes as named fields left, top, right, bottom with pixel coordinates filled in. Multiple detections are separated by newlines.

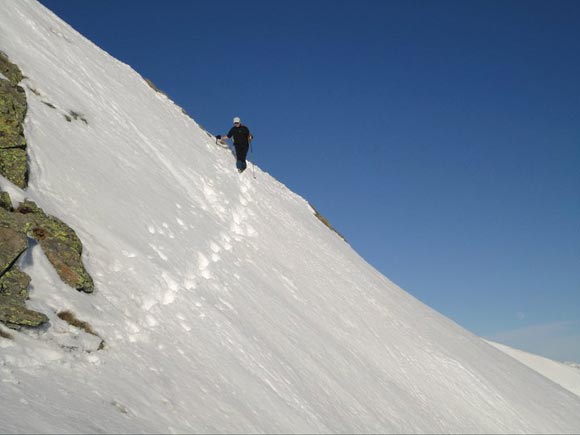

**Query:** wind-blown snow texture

left=488, top=341, right=580, bottom=399
left=1, top=1, right=579, bottom=433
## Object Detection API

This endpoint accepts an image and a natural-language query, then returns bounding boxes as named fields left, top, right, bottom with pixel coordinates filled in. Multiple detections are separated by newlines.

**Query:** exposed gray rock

left=16, top=200, right=94, bottom=293
left=0, top=296, right=48, bottom=328
left=0, top=198, right=94, bottom=328
left=0, top=226, right=27, bottom=276
left=0, top=56, right=94, bottom=331
left=0, top=54, right=28, bottom=188
left=0, top=51, right=23, bottom=85
left=0, top=226, right=46, bottom=328
left=0, top=190, right=13, bottom=210
left=0, top=265, right=30, bottom=303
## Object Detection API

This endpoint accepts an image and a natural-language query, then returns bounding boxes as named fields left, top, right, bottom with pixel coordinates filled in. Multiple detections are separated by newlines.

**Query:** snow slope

left=489, top=341, right=580, bottom=399
left=1, top=1, right=579, bottom=433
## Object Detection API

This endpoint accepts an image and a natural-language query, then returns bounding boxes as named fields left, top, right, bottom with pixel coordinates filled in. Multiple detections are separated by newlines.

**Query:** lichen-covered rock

left=0, top=213, right=48, bottom=328
left=0, top=190, right=12, bottom=211
left=0, top=201, right=94, bottom=294
left=0, top=266, right=30, bottom=303
left=0, top=296, right=48, bottom=328
left=0, top=69, right=28, bottom=188
left=0, top=147, right=29, bottom=188
left=0, top=226, right=27, bottom=276
left=0, top=54, right=91, bottom=330
left=16, top=200, right=94, bottom=293
left=0, top=210, right=47, bottom=328
left=0, top=203, right=27, bottom=231
left=0, top=51, right=23, bottom=85
left=0, top=80, right=27, bottom=148
left=39, top=237, right=94, bottom=292
left=18, top=200, right=83, bottom=250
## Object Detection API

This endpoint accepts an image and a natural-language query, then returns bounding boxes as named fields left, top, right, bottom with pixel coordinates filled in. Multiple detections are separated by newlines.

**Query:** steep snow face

left=0, top=1, right=579, bottom=433
left=489, top=341, right=580, bottom=399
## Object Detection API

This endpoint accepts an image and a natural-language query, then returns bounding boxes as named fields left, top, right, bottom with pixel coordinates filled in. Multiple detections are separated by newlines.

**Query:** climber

left=217, top=117, right=253, bottom=173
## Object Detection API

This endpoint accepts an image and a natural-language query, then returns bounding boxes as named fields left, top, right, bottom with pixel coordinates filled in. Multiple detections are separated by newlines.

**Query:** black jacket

left=227, top=125, right=251, bottom=146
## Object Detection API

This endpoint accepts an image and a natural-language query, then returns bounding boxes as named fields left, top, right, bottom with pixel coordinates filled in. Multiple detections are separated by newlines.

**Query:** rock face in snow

left=0, top=223, right=47, bottom=327
left=13, top=199, right=94, bottom=293
left=0, top=189, right=13, bottom=209
left=0, top=226, right=27, bottom=275
left=0, top=1, right=579, bottom=433
left=0, top=48, right=93, bottom=329
left=0, top=224, right=47, bottom=326
left=0, top=264, right=31, bottom=303
left=0, top=281, right=48, bottom=328
left=0, top=52, right=28, bottom=188
left=0, top=51, right=24, bottom=84
left=0, top=194, right=93, bottom=328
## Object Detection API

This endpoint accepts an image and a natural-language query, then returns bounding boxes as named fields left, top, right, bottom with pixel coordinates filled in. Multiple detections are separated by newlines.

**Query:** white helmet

left=233, top=116, right=241, bottom=124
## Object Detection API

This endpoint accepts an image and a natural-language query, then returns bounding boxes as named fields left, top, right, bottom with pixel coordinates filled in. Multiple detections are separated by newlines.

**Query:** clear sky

left=38, top=0, right=579, bottom=362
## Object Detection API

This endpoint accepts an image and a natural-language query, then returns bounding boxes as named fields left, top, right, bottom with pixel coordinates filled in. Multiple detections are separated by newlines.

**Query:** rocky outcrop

left=0, top=298, right=48, bottom=328
left=0, top=226, right=27, bottom=275
left=0, top=51, right=23, bottom=84
left=0, top=199, right=94, bottom=294
left=0, top=54, right=95, bottom=331
left=0, top=219, right=47, bottom=328
left=16, top=200, right=94, bottom=293
left=0, top=192, right=94, bottom=329
left=0, top=265, right=30, bottom=303
left=0, top=190, right=13, bottom=210
left=0, top=52, right=28, bottom=188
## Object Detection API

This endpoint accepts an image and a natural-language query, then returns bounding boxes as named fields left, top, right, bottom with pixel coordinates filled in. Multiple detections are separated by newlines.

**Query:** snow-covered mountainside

left=1, top=1, right=579, bottom=433
left=488, top=341, right=580, bottom=399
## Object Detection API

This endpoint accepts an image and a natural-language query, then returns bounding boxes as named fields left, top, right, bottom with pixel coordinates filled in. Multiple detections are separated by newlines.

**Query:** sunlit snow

left=1, top=0, right=579, bottom=433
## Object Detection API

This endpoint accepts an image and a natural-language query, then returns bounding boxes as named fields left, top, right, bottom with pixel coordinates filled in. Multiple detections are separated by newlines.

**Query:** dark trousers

left=234, top=142, right=249, bottom=165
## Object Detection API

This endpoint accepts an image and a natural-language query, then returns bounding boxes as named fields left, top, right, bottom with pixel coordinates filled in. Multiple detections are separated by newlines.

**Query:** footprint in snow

left=197, top=253, right=212, bottom=279
left=219, top=232, right=233, bottom=251
left=161, top=271, right=180, bottom=305
left=149, top=243, right=168, bottom=261
left=122, top=250, right=137, bottom=258
left=209, top=242, right=222, bottom=262
left=210, top=242, right=221, bottom=253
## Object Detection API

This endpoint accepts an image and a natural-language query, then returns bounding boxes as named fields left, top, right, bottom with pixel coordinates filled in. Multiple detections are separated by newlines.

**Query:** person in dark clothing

left=218, top=117, right=253, bottom=172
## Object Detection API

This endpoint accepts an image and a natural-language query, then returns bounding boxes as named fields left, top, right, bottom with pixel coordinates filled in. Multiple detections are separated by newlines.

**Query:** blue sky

left=39, top=0, right=579, bottom=362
